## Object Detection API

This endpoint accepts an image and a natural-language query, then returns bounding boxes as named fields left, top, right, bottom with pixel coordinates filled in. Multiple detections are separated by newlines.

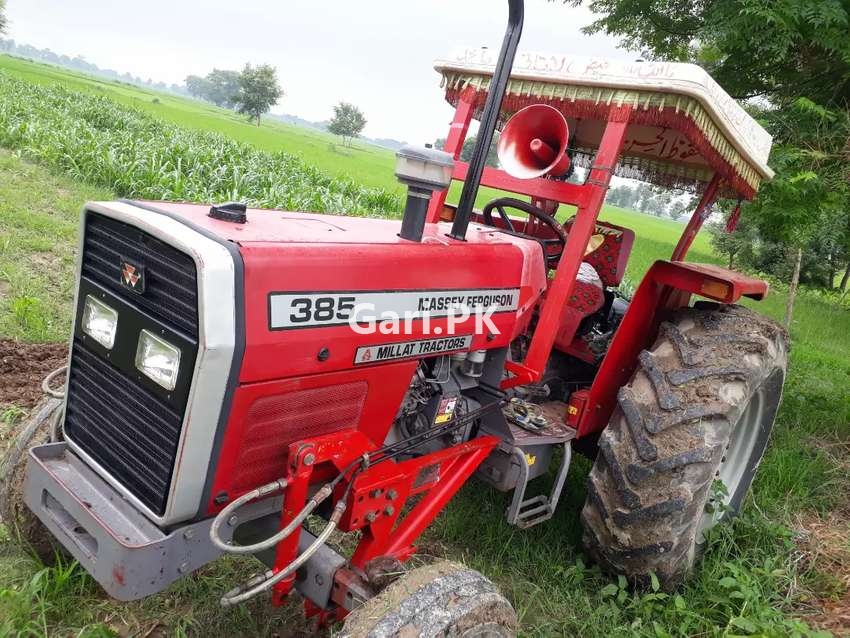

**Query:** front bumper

left=24, top=442, right=222, bottom=601
left=24, top=443, right=343, bottom=608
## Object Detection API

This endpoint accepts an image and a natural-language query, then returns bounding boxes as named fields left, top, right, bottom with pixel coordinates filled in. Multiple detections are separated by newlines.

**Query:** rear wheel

left=339, top=561, right=517, bottom=637
left=581, top=303, right=788, bottom=589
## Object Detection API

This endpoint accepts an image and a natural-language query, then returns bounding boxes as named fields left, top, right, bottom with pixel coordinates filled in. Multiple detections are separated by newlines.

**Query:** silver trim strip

left=63, top=201, right=237, bottom=526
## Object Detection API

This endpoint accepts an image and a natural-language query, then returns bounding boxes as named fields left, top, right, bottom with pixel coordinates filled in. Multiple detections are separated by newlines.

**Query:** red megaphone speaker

left=497, top=104, right=571, bottom=179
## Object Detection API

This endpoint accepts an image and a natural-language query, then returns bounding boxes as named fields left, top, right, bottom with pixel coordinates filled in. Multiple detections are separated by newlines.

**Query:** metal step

left=474, top=398, right=576, bottom=529
left=506, top=441, right=572, bottom=529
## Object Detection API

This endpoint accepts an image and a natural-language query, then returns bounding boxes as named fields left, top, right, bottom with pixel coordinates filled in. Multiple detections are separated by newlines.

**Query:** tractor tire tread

left=0, top=397, right=65, bottom=564
left=339, top=560, right=517, bottom=638
left=581, top=303, right=788, bottom=589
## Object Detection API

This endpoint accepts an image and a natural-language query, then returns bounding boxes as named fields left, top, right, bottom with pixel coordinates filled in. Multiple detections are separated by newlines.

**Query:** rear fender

left=575, top=260, right=769, bottom=437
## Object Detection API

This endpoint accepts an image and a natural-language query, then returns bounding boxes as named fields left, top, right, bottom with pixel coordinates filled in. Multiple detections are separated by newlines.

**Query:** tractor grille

left=230, top=382, right=368, bottom=492
left=65, top=211, right=200, bottom=516
left=65, top=339, right=183, bottom=515
left=81, top=213, right=198, bottom=338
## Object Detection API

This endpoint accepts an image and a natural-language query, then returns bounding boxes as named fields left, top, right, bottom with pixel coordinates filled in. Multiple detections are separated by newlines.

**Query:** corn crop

left=0, top=73, right=402, bottom=216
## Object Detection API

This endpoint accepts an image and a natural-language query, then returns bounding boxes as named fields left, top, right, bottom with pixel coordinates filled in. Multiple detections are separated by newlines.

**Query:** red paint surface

left=126, top=79, right=770, bottom=619
left=136, top=202, right=546, bottom=513
left=577, top=260, right=769, bottom=437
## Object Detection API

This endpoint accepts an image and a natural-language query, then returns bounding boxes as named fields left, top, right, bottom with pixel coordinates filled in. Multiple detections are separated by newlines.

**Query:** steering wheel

left=481, top=197, right=567, bottom=268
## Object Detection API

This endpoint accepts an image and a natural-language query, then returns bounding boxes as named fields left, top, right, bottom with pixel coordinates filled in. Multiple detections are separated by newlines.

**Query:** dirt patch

left=793, top=438, right=850, bottom=635
left=0, top=339, right=67, bottom=409
left=29, top=252, right=61, bottom=270
left=794, top=510, right=850, bottom=636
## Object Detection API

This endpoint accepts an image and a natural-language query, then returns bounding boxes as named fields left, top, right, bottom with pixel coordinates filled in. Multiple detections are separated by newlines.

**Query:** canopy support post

left=426, top=95, right=475, bottom=224
left=671, top=174, right=721, bottom=262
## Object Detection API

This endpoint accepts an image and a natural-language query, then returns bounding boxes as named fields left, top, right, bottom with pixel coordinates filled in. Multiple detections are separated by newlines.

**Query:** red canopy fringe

left=446, top=87, right=757, bottom=200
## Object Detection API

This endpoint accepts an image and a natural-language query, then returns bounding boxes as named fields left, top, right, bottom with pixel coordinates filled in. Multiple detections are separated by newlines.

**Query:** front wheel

left=338, top=561, right=517, bottom=637
left=581, top=303, right=788, bottom=589
left=0, top=396, right=65, bottom=563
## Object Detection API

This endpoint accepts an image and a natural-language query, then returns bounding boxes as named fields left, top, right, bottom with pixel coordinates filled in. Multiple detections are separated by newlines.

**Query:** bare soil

left=794, top=438, right=850, bottom=636
left=0, top=339, right=66, bottom=409
left=795, top=511, right=850, bottom=636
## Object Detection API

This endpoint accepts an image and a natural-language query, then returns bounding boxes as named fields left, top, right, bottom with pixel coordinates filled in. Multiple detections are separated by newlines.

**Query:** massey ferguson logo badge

left=120, top=259, right=145, bottom=293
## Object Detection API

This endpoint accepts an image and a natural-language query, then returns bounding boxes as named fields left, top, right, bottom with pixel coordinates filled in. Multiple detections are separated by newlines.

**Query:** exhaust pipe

left=449, top=0, right=525, bottom=241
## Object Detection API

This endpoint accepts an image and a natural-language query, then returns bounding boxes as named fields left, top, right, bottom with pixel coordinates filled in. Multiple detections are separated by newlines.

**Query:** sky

left=4, top=0, right=631, bottom=143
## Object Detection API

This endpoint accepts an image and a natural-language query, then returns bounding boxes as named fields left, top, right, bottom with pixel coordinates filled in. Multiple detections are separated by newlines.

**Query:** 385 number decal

left=268, top=288, right=520, bottom=330
left=289, top=296, right=356, bottom=324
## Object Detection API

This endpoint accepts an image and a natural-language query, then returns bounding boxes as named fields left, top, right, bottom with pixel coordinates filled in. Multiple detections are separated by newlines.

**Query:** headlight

left=82, top=295, right=118, bottom=349
left=135, top=330, right=181, bottom=390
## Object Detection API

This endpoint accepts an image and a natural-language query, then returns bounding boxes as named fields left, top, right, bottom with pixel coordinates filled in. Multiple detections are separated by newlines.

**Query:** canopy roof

left=435, top=50, right=774, bottom=199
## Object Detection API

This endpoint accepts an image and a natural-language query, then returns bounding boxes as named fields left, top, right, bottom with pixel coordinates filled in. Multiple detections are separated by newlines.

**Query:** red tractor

left=3, top=1, right=788, bottom=635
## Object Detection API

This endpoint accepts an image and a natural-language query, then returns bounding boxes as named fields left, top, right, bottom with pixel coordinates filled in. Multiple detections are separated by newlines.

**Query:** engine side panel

left=206, top=361, right=417, bottom=512
left=162, top=203, right=551, bottom=513
left=239, top=240, right=544, bottom=382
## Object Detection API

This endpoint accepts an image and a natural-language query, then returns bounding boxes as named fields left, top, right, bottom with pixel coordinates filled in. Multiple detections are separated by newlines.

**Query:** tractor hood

left=108, top=200, right=550, bottom=384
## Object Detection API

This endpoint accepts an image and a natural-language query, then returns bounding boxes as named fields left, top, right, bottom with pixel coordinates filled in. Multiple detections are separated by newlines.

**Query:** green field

left=0, top=55, right=402, bottom=194
left=0, top=54, right=717, bottom=233
left=0, top=57, right=848, bottom=637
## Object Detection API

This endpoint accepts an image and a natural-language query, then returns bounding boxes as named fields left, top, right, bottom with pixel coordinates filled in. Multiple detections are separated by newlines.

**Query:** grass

left=1, top=154, right=845, bottom=638
left=0, top=151, right=111, bottom=341
left=0, top=54, right=718, bottom=225
left=0, top=62, right=847, bottom=636
left=0, top=74, right=402, bottom=218
left=0, top=54, right=402, bottom=194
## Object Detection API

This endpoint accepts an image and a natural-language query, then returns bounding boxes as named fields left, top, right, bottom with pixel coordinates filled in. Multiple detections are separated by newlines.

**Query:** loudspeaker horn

left=497, top=104, right=571, bottom=179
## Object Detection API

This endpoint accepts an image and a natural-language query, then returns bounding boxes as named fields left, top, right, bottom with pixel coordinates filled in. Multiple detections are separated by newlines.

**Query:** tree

left=435, top=134, right=501, bottom=168
left=460, top=135, right=500, bottom=168
left=631, top=182, right=671, bottom=216
left=206, top=69, right=241, bottom=108
left=667, top=196, right=695, bottom=222
left=186, top=69, right=243, bottom=108
left=710, top=216, right=757, bottom=270
left=0, top=0, right=6, bottom=35
left=185, top=75, right=212, bottom=101
left=564, top=0, right=850, bottom=324
left=566, top=0, right=850, bottom=108
left=652, top=190, right=674, bottom=217
left=235, top=64, right=283, bottom=126
left=614, top=185, right=640, bottom=210
left=742, top=102, right=847, bottom=324
left=328, top=102, right=367, bottom=147
left=605, top=185, right=634, bottom=208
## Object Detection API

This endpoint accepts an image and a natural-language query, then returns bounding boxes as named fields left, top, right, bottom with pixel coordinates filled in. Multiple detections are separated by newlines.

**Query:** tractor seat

left=552, top=263, right=606, bottom=360
left=562, top=218, right=635, bottom=288
left=571, top=263, right=605, bottom=311
left=550, top=218, right=634, bottom=360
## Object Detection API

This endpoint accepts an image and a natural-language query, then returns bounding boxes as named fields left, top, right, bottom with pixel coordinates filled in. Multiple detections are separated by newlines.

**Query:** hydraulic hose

left=42, top=365, right=67, bottom=399
left=40, top=366, right=67, bottom=442
left=208, top=478, right=303, bottom=554
left=219, top=500, right=347, bottom=607
left=213, top=399, right=504, bottom=606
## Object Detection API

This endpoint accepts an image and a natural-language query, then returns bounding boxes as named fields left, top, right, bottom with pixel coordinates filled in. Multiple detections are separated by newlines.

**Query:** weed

left=10, top=297, right=47, bottom=338
left=1, top=405, right=28, bottom=425
left=0, top=556, right=113, bottom=637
